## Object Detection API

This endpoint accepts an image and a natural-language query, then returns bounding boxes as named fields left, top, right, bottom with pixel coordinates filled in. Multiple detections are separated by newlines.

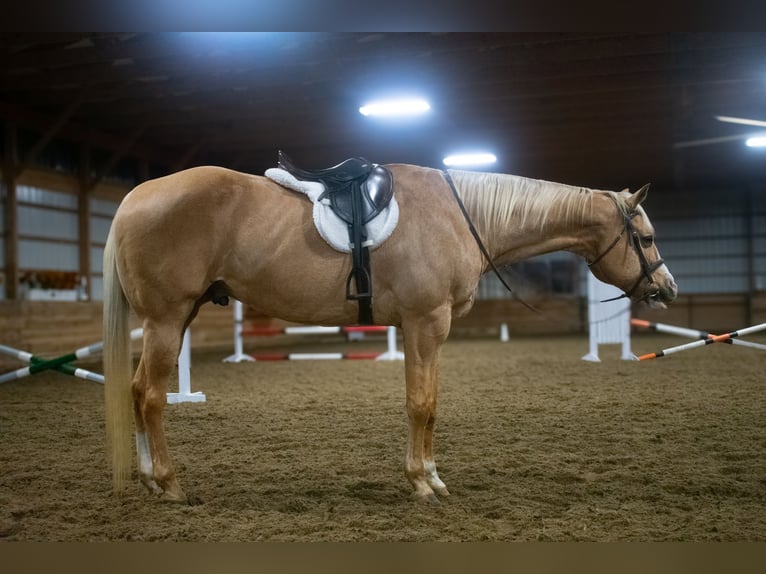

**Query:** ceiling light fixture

left=443, top=153, right=497, bottom=167
left=359, top=98, right=431, bottom=117
left=715, top=115, right=766, bottom=128
left=745, top=136, right=766, bottom=148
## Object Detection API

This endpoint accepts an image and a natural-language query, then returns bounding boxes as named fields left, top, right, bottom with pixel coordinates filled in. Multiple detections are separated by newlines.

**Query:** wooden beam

left=0, top=101, right=178, bottom=168
left=137, top=159, right=150, bottom=183
left=88, top=124, right=148, bottom=190
left=16, top=90, right=88, bottom=178
left=78, top=145, right=91, bottom=300
left=3, top=123, right=19, bottom=300
left=173, top=136, right=208, bottom=171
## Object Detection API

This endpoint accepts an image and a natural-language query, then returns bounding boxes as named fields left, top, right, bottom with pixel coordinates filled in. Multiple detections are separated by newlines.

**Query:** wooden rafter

left=88, top=124, right=149, bottom=191
left=173, top=136, right=208, bottom=171
left=16, top=90, right=89, bottom=178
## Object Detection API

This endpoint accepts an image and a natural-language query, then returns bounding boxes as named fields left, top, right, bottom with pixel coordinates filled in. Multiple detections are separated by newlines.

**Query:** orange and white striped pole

left=637, top=323, right=766, bottom=361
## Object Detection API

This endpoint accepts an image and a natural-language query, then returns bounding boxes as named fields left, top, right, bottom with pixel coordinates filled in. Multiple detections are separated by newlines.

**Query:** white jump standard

left=582, top=272, right=635, bottom=362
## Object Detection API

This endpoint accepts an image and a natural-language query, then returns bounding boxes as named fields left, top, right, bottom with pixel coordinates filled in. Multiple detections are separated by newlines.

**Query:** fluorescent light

left=745, top=136, right=766, bottom=147
left=443, top=153, right=497, bottom=167
left=359, top=98, right=430, bottom=117
left=715, top=115, right=766, bottom=128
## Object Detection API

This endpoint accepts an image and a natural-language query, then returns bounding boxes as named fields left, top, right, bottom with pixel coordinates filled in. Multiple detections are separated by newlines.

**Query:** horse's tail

left=102, top=227, right=134, bottom=493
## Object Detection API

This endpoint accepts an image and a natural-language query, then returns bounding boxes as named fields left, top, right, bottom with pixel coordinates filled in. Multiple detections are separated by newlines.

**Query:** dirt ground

left=1, top=332, right=765, bottom=542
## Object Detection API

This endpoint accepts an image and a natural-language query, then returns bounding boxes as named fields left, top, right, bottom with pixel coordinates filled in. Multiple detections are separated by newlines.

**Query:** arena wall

left=2, top=293, right=765, bottom=366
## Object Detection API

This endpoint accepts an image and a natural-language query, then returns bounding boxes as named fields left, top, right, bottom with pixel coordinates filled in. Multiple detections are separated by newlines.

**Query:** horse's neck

left=477, top=178, right=606, bottom=266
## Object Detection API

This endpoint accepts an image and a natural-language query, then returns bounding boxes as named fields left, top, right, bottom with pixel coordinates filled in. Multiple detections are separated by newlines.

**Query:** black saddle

left=278, top=150, right=393, bottom=225
left=277, top=151, right=394, bottom=325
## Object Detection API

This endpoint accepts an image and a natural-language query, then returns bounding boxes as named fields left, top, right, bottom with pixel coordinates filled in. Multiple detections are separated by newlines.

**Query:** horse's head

left=587, top=184, right=677, bottom=309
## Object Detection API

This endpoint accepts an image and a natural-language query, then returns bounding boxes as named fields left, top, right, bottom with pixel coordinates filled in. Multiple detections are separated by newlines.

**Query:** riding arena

left=2, top=33, right=766, bottom=542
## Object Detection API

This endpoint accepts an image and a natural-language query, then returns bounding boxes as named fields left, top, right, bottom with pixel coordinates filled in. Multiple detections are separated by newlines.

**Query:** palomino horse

left=103, top=164, right=677, bottom=503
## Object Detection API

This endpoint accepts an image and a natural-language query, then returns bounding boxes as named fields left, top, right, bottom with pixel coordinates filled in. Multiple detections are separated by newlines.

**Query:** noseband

left=587, top=200, right=665, bottom=303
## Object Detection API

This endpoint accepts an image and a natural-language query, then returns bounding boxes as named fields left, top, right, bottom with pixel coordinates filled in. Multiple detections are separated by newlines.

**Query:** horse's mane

left=448, top=169, right=620, bottom=242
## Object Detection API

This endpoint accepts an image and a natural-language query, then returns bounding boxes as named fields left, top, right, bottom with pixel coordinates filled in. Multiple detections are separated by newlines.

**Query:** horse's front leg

left=423, top=410, right=450, bottom=497
left=402, top=309, right=451, bottom=503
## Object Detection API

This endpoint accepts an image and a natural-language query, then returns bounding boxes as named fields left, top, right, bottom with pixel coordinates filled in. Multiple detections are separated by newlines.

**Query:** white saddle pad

left=265, top=167, right=399, bottom=254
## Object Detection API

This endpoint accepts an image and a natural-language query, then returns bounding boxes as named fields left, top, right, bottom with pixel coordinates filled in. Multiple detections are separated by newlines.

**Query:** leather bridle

left=587, top=200, right=665, bottom=303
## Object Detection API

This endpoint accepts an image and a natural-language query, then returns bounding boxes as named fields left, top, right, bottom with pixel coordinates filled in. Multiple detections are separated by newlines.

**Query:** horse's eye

left=640, top=235, right=654, bottom=248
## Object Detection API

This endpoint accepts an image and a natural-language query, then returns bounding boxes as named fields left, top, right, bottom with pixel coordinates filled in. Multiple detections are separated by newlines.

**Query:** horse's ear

left=627, top=183, right=650, bottom=210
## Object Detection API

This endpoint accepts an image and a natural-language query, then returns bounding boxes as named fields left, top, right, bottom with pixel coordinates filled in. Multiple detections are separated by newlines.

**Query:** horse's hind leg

left=132, top=358, right=163, bottom=495
left=134, top=319, right=188, bottom=502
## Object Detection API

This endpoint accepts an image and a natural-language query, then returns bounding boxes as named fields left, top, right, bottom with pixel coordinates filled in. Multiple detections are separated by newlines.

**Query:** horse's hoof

left=411, top=491, right=440, bottom=505
left=433, top=485, right=451, bottom=497
left=159, top=490, right=188, bottom=504
left=140, top=478, right=163, bottom=496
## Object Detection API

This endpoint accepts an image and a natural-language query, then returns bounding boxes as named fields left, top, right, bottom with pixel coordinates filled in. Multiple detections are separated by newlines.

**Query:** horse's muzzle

left=645, top=276, right=677, bottom=309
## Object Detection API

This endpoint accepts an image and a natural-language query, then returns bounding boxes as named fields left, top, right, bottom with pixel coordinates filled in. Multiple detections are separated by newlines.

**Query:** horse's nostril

left=663, top=282, right=678, bottom=302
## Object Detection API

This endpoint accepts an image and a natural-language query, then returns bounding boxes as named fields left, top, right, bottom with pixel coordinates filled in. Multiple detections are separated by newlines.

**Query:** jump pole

left=637, top=322, right=766, bottom=361
left=0, top=327, right=202, bottom=404
left=223, top=299, right=404, bottom=362
left=0, top=328, right=143, bottom=384
left=631, top=318, right=766, bottom=352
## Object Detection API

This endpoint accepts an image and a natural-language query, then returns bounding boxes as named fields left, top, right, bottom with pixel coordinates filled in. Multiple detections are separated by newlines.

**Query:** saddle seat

left=277, top=150, right=393, bottom=225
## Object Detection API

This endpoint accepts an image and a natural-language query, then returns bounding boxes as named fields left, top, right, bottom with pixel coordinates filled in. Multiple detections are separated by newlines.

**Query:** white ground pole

left=582, top=272, right=635, bottom=362
left=166, top=328, right=205, bottom=403
left=499, top=323, right=510, bottom=342
left=223, top=300, right=255, bottom=362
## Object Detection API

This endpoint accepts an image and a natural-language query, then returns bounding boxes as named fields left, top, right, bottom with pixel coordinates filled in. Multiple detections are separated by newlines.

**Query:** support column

left=745, top=185, right=755, bottom=326
left=78, top=145, right=91, bottom=300
left=3, top=122, right=18, bottom=300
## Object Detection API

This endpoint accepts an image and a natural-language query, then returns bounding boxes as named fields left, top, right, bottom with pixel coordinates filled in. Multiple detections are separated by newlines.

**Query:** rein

left=444, top=171, right=664, bottom=310
left=442, top=171, right=539, bottom=314
left=587, top=197, right=665, bottom=303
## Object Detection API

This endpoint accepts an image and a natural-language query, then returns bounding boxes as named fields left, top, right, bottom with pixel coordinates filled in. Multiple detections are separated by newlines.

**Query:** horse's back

left=111, top=163, right=481, bottom=324
left=117, top=166, right=263, bottom=220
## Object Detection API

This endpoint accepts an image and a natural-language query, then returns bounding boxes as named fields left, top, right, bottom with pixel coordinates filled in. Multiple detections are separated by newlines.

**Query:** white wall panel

left=668, top=256, right=748, bottom=276
left=17, top=185, right=77, bottom=209
left=659, top=238, right=748, bottom=258
left=19, top=239, right=78, bottom=271
left=653, top=216, right=747, bottom=238
left=18, top=205, right=79, bottom=241
left=90, top=217, right=112, bottom=244
left=675, top=275, right=749, bottom=294
left=90, top=197, right=119, bottom=217
left=90, top=277, right=103, bottom=301
left=90, top=246, right=104, bottom=273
